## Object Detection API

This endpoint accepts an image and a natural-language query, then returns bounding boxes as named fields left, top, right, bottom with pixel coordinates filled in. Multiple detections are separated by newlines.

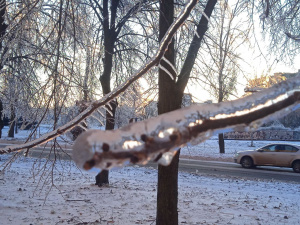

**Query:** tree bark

left=95, top=169, right=109, bottom=186
left=0, top=1, right=6, bottom=137
left=176, top=0, right=218, bottom=93
left=0, top=100, right=3, bottom=138
left=156, top=0, right=217, bottom=224
left=0, top=0, right=7, bottom=54
left=156, top=0, right=217, bottom=225
left=156, top=0, right=181, bottom=224
left=8, top=104, right=15, bottom=138
left=96, top=0, right=119, bottom=187
left=218, top=133, right=225, bottom=153
left=95, top=100, right=117, bottom=187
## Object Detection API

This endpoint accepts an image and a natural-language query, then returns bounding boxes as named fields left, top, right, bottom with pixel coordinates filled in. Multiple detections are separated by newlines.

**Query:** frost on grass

left=73, top=76, right=300, bottom=170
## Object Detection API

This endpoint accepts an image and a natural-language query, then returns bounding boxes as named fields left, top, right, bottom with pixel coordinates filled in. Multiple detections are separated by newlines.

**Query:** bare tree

left=0, top=0, right=6, bottom=137
left=194, top=0, right=250, bottom=153
left=251, top=0, right=300, bottom=62
left=84, top=0, right=155, bottom=186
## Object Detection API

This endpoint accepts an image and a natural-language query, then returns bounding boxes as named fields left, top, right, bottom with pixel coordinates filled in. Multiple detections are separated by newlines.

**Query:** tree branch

left=72, top=76, right=300, bottom=170
left=285, top=32, right=300, bottom=42
left=0, top=0, right=199, bottom=155
left=176, top=0, right=217, bottom=93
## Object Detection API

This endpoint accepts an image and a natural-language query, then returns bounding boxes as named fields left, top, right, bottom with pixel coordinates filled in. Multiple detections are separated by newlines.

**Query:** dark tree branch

left=285, top=32, right=300, bottom=42
left=115, top=0, right=148, bottom=37
left=73, top=89, right=300, bottom=170
left=176, top=0, right=217, bottom=93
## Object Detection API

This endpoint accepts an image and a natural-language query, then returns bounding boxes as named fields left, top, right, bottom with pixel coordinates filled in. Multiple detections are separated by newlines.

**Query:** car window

left=283, top=145, right=299, bottom=152
left=261, top=145, right=276, bottom=152
left=275, top=145, right=285, bottom=152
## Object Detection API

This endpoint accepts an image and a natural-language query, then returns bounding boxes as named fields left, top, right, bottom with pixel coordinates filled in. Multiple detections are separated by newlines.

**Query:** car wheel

left=241, top=156, right=254, bottom=169
left=292, top=161, right=300, bottom=173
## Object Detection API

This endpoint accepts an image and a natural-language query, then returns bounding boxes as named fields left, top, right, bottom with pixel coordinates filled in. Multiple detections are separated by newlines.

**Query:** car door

left=255, top=144, right=277, bottom=165
left=274, top=145, right=299, bottom=167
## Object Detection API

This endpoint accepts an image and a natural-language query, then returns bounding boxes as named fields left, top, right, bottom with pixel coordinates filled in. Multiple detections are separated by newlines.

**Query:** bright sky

left=187, top=23, right=300, bottom=103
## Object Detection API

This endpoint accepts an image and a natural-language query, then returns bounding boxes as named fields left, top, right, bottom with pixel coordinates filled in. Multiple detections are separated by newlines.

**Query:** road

left=1, top=143, right=300, bottom=183
left=178, top=159, right=300, bottom=183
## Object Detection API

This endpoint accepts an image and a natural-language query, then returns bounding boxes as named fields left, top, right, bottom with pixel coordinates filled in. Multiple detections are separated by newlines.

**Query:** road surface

left=178, top=159, right=300, bottom=183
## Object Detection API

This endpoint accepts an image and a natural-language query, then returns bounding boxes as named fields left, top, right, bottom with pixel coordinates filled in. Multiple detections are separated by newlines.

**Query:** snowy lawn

left=1, top=150, right=300, bottom=224
left=1, top=127, right=300, bottom=224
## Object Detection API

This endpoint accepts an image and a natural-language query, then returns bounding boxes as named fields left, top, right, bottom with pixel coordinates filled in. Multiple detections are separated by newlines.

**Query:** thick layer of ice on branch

left=72, top=76, right=300, bottom=170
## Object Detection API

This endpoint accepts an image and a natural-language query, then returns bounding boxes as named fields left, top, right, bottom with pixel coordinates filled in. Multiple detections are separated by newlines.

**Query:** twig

left=0, top=0, right=198, bottom=155
left=66, top=199, right=91, bottom=202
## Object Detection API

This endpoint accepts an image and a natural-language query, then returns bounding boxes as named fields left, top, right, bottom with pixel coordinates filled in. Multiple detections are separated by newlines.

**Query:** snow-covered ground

left=1, top=126, right=300, bottom=224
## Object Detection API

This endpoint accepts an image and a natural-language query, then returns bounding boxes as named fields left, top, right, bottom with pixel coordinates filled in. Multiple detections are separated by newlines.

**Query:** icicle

left=200, top=11, right=210, bottom=23
left=102, top=106, right=113, bottom=116
left=77, top=124, right=87, bottom=131
left=161, top=56, right=177, bottom=76
left=158, top=64, right=175, bottom=80
left=96, top=109, right=105, bottom=118
left=80, top=120, right=88, bottom=127
left=90, top=114, right=105, bottom=126
left=106, top=102, right=113, bottom=110
left=194, top=8, right=211, bottom=38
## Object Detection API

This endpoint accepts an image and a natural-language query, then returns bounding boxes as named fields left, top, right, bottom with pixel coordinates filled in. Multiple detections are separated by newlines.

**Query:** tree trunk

left=0, top=2, right=7, bottom=138
left=176, top=0, right=218, bottom=93
left=156, top=0, right=217, bottom=224
left=156, top=0, right=181, bottom=224
left=157, top=151, right=180, bottom=225
left=218, top=133, right=225, bottom=153
left=0, top=0, right=7, bottom=56
left=96, top=0, right=119, bottom=186
left=8, top=104, right=15, bottom=138
left=0, top=100, right=3, bottom=138
left=70, top=101, right=88, bottom=140
left=95, top=100, right=117, bottom=187
left=95, top=170, right=109, bottom=186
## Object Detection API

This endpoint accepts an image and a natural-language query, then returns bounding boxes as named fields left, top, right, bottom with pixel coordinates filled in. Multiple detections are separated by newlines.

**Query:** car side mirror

left=257, top=149, right=264, bottom=152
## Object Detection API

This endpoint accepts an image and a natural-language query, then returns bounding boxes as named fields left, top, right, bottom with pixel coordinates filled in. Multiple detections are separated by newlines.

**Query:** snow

left=1, top=127, right=300, bottom=224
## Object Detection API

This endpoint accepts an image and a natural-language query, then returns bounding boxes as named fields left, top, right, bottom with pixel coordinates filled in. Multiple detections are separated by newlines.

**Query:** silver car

left=234, top=144, right=300, bottom=173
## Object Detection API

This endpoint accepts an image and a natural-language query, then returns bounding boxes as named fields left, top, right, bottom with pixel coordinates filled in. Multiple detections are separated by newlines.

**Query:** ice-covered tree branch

left=72, top=76, right=300, bottom=170
left=0, top=0, right=198, bottom=155
left=285, top=32, right=300, bottom=42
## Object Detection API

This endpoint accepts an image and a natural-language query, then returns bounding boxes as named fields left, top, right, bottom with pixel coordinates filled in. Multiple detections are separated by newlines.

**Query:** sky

left=186, top=1, right=300, bottom=103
